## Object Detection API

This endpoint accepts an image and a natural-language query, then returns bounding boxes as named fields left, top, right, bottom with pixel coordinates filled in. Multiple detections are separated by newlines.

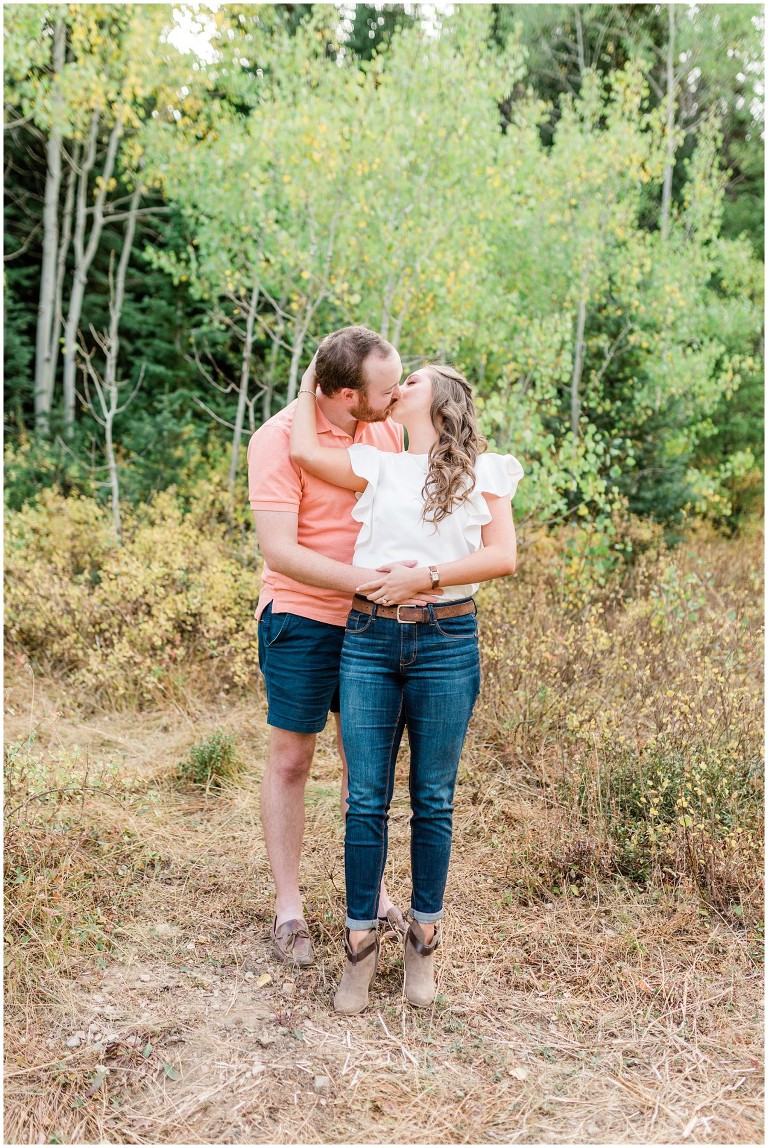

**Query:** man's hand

left=356, top=563, right=443, bottom=606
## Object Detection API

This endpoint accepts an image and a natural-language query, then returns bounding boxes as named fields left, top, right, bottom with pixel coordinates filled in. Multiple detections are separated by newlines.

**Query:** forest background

left=3, top=4, right=765, bottom=1145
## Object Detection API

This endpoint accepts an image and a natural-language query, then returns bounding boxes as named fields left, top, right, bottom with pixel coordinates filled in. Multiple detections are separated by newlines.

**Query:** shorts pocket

left=266, top=611, right=293, bottom=647
left=345, top=609, right=373, bottom=635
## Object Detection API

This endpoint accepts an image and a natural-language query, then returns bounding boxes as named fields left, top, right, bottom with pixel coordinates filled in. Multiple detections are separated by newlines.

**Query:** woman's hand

left=356, top=564, right=440, bottom=606
left=300, top=354, right=318, bottom=394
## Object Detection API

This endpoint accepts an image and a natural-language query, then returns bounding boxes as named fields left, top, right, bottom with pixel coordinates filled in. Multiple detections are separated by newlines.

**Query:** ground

left=3, top=680, right=764, bottom=1145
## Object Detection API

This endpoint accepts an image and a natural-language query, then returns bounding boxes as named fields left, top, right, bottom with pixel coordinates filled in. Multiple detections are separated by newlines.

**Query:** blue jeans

left=340, top=602, right=481, bottom=930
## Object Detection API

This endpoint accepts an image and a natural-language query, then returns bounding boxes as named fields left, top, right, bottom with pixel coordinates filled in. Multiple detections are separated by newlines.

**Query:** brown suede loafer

left=271, top=916, right=314, bottom=967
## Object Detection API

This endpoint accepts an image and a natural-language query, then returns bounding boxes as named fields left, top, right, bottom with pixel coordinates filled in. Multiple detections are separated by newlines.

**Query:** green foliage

left=3, top=430, right=92, bottom=509
left=581, top=739, right=761, bottom=885
left=176, top=729, right=243, bottom=788
left=2, top=3, right=763, bottom=530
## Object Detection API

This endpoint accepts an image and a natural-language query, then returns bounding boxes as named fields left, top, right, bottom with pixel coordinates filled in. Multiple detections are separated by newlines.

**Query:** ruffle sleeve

left=347, top=443, right=381, bottom=551
left=463, top=453, right=525, bottom=534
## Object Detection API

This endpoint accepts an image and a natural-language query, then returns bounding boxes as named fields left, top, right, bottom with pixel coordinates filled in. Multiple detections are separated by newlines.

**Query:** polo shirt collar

left=316, top=400, right=361, bottom=442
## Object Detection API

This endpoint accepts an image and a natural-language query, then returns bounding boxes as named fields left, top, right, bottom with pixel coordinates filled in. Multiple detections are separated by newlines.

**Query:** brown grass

left=4, top=717, right=763, bottom=1141
left=3, top=529, right=764, bottom=1144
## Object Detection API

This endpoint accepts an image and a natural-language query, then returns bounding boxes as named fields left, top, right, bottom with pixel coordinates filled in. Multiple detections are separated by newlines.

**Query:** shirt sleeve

left=475, top=453, right=524, bottom=500
left=347, top=443, right=381, bottom=550
left=248, top=424, right=302, bottom=513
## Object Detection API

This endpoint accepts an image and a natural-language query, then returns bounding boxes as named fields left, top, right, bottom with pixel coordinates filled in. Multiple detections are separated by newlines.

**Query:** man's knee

left=266, top=728, right=316, bottom=785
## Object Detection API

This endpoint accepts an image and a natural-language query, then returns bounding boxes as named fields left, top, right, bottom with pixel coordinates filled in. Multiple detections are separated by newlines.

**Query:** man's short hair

left=315, top=326, right=396, bottom=395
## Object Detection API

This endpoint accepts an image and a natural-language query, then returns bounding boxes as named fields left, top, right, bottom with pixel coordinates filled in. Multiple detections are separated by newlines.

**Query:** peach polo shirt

left=248, top=399, right=403, bottom=627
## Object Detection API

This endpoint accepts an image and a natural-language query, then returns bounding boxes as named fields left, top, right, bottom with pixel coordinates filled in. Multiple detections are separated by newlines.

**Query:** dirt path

left=4, top=688, right=764, bottom=1144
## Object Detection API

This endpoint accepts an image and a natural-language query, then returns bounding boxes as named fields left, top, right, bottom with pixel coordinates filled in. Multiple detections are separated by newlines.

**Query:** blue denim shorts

left=257, top=602, right=343, bottom=734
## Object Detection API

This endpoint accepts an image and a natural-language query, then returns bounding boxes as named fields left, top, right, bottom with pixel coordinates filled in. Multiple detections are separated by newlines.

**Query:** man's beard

left=349, top=391, right=396, bottom=423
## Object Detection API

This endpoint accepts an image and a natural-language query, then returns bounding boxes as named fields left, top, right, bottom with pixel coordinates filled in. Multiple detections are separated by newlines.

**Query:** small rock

left=314, top=1076, right=331, bottom=1093
left=257, top=1030, right=276, bottom=1047
left=93, top=994, right=104, bottom=1002
left=139, top=974, right=151, bottom=983
left=186, top=942, right=195, bottom=951
left=75, top=1030, right=87, bottom=1040
left=244, top=971, right=255, bottom=981
left=256, top=972, right=272, bottom=989
left=155, top=923, right=175, bottom=938
left=281, top=981, right=295, bottom=996
left=66, top=1035, right=81, bottom=1049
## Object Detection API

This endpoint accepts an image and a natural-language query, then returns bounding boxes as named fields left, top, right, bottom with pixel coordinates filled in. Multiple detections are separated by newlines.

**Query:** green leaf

left=163, top=1062, right=182, bottom=1081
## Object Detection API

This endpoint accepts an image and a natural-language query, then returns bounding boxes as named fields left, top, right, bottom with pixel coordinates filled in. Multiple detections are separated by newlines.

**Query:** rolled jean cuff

left=411, top=908, right=444, bottom=924
left=345, top=916, right=379, bottom=931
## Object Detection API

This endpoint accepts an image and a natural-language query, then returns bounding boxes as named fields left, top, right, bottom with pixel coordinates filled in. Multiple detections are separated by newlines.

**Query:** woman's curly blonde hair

left=420, top=364, right=487, bottom=524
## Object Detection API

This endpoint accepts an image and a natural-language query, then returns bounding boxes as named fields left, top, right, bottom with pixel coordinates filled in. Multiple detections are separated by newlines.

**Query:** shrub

left=4, top=487, right=262, bottom=708
left=472, top=525, right=763, bottom=922
left=176, top=729, right=243, bottom=788
left=4, top=486, right=762, bottom=922
left=574, top=737, right=763, bottom=920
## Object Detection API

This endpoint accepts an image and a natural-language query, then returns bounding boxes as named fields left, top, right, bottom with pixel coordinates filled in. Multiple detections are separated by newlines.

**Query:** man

left=248, top=325, right=434, bottom=966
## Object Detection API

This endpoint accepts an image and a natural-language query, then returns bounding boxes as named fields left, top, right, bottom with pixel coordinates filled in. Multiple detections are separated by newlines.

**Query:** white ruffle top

left=348, top=446, right=524, bottom=601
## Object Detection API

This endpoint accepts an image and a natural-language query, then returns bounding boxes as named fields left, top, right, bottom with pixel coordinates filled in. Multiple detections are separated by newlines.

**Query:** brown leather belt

left=352, top=595, right=476, bottom=624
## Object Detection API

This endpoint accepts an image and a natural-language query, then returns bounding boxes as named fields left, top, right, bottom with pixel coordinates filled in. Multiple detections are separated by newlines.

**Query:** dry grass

left=3, top=528, right=764, bottom=1144
left=3, top=699, right=763, bottom=1143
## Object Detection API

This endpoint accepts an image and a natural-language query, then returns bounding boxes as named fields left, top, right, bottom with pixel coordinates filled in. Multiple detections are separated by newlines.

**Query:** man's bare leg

left=334, top=713, right=395, bottom=918
left=261, top=726, right=316, bottom=925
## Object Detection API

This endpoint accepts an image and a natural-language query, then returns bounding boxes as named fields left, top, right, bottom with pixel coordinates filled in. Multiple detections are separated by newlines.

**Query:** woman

left=290, top=359, right=523, bottom=1013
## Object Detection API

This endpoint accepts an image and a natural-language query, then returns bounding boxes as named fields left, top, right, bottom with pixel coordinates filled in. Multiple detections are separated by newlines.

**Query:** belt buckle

left=396, top=605, right=418, bottom=624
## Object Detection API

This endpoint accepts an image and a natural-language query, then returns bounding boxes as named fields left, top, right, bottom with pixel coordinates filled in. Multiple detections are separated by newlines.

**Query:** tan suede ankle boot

left=333, top=928, right=380, bottom=1015
left=403, top=918, right=440, bottom=1007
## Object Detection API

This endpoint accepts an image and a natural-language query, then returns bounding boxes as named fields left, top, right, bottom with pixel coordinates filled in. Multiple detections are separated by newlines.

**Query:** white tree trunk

left=102, top=185, right=141, bottom=543
left=263, top=313, right=284, bottom=423
left=228, top=278, right=260, bottom=503
left=62, top=109, right=123, bottom=435
left=33, top=17, right=66, bottom=434
left=661, top=5, right=676, bottom=241
left=574, top=5, right=586, bottom=78
left=287, top=334, right=305, bottom=403
left=571, top=293, right=587, bottom=438
left=50, top=142, right=79, bottom=397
